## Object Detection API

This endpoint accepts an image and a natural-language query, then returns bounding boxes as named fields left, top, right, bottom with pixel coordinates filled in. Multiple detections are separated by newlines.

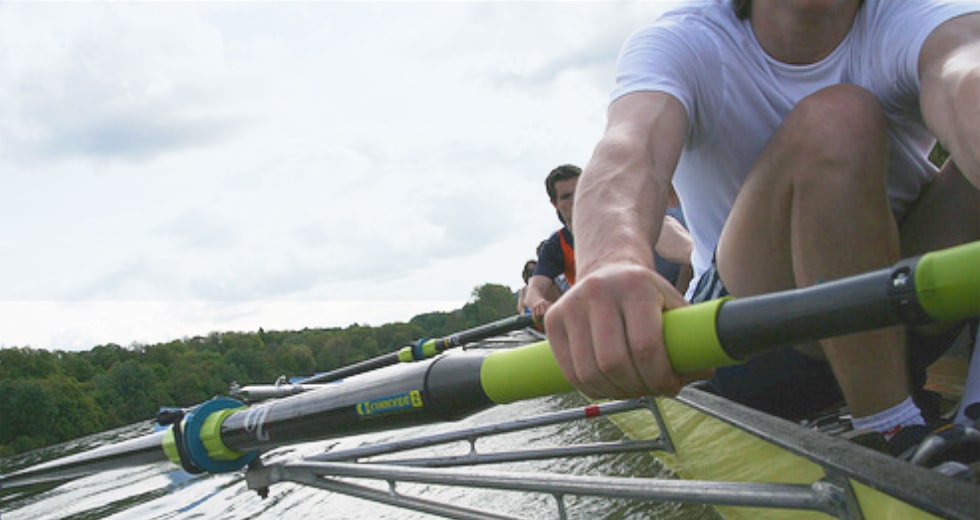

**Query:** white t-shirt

left=611, top=0, right=980, bottom=295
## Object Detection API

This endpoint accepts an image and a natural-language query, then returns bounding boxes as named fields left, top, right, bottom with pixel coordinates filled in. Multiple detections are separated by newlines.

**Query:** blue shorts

left=690, top=263, right=842, bottom=419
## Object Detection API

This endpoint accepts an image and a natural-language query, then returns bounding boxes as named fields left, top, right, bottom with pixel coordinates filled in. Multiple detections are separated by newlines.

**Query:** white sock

left=954, top=333, right=980, bottom=426
left=851, top=396, right=925, bottom=439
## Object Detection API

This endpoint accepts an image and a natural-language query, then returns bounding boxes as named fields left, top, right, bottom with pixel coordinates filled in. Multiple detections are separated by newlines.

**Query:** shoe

left=841, top=426, right=929, bottom=458
left=841, top=428, right=888, bottom=453
left=842, top=421, right=980, bottom=481
left=886, top=424, right=932, bottom=459
left=912, top=389, right=943, bottom=424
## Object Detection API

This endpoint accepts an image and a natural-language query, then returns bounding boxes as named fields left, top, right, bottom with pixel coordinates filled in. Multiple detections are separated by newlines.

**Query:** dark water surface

left=1, top=393, right=717, bottom=519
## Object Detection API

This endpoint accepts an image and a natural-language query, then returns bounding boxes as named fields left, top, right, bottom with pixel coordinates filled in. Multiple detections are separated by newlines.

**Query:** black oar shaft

left=301, top=352, right=401, bottom=385
left=717, top=267, right=908, bottom=360
left=300, top=314, right=535, bottom=385
left=220, top=354, right=492, bottom=452
left=430, top=313, right=536, bottom=351
left=663, top=242, right=979, bottom=373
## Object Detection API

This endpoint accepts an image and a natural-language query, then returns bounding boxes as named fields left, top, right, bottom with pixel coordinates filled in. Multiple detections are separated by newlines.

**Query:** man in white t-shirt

left=545, top=0, right=980, bottom=453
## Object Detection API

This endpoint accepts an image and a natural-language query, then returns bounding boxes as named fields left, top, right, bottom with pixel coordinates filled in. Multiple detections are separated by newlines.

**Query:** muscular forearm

left=574, top=93, right=687, bottom=277
left=525, top=275, right=558, bottom=320
left=575, top=140, right=666, bottom=274
left=525, top=276, right=555, bottom=307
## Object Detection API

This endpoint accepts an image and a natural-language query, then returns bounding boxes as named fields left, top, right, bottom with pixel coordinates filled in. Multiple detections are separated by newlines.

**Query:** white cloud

left=0, top=1, right=676, bottom=351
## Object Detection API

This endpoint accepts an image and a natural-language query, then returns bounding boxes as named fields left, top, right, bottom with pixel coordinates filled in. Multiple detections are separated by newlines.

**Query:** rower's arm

left=574, top=91, right=688, bottom=277
left=920, top=12, right=980, bottom=187
left=654, top=215, right=693, bottom=266
left=525, top=274, right=558, bottom=321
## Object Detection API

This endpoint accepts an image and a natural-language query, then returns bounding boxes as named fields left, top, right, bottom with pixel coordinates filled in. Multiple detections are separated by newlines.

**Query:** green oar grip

left=663, top=296, right=738, bottom=373
left=479, top=298, right=735, bottom=403
left=915, top=241, right=980, bottom=322
left=481, top=341, right=573, bottom=403
left=396, top=339, right=440, bottom=363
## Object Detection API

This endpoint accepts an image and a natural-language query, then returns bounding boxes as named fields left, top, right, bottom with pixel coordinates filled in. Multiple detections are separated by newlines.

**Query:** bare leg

left=716, top=85, right=906, bottom=418
left=899, top=159, right=980, bottom=257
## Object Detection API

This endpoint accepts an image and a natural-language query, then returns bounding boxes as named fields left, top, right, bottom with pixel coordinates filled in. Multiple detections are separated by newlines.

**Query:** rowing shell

left=604, top=384, right=977, bottom=520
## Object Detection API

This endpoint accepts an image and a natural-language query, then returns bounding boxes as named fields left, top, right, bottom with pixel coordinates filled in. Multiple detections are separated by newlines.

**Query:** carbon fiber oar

left=2, top=241, right=976, bottom=489
left=297, top=313, right=537, bottom=385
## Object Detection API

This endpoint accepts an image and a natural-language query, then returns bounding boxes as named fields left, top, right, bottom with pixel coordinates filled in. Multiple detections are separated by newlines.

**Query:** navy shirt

left=533, top=227, right=572, bottom=282
left=534, top=206, right=688, bottom=287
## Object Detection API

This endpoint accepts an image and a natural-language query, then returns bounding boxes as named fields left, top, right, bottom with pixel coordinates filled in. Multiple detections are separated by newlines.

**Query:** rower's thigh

left=717, top=85, right=889, bottom=296
left=899, top=160, right=980, bottom=257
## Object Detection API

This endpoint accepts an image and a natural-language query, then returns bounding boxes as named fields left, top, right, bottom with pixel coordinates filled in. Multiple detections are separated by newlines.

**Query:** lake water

left=0, top=392, right=718, bottom=519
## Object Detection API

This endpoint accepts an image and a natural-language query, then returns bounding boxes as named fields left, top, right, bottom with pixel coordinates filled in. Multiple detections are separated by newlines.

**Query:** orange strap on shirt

left=558, top=229, right=576, bottom=286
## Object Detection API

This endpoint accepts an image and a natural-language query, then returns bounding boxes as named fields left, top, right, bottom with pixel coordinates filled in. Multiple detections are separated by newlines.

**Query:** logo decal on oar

left=243, top=406, right=271, bottom=442
left=356, top=390, right=424, bottom=418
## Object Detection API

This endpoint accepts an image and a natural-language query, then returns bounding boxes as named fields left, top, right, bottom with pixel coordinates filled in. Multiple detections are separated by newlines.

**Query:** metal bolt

left=892, top=272, right=908, bottom=287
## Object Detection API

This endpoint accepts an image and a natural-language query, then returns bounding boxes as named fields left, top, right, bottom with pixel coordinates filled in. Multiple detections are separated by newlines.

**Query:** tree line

left=0, top=284, right=518, bottom=457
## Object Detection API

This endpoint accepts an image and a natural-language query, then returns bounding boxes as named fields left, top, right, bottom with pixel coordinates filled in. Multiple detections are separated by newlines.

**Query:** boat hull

left=607, top=386, right=974, bottom=519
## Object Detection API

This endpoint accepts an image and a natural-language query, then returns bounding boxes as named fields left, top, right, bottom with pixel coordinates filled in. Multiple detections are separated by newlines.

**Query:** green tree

left=60, top=351, right=100, bottom=382
left=0, top=379, right=54, bottom=446
left=467, top=284, right=517, bottom=322
left=0, top=347, right=60, bottom=379
left=166, top=350, right=226, bottom=406
left=222, top=334, right=273, bottom=383
left=274, top=343, right=316, bottom=377
left=87, top=343, right=129, bottom=371
left=410, top=311, right=453, bottom=337
left=94, top=360, right=166, bottom=423
left=43, top=375, right=107, bottom=441
left=314, top=336, right=342, bottom=372
left=375, top=322, right=424, bottom=351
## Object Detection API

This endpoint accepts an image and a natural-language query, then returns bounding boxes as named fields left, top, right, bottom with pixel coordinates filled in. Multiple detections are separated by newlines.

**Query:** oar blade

left=1, top=431, right=168, bottom=490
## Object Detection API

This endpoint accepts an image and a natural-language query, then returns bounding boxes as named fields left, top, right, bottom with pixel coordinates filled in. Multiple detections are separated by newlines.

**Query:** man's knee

left=792, top=85, right=885, bottom=146
left=785, top=85, right=889, bottom=187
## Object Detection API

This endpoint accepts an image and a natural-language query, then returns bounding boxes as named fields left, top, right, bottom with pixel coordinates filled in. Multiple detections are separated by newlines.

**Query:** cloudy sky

left=0, top=1, right=676, bottom=352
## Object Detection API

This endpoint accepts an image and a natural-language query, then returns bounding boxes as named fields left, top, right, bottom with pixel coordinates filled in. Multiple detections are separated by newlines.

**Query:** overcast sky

left=0, top=1, right=676, bottom=352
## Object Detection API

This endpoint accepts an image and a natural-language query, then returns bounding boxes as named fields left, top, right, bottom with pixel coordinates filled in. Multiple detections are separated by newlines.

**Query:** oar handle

left=481, top=241, right=980, bottom=403
left=914, top=241, right=980, bottom=322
